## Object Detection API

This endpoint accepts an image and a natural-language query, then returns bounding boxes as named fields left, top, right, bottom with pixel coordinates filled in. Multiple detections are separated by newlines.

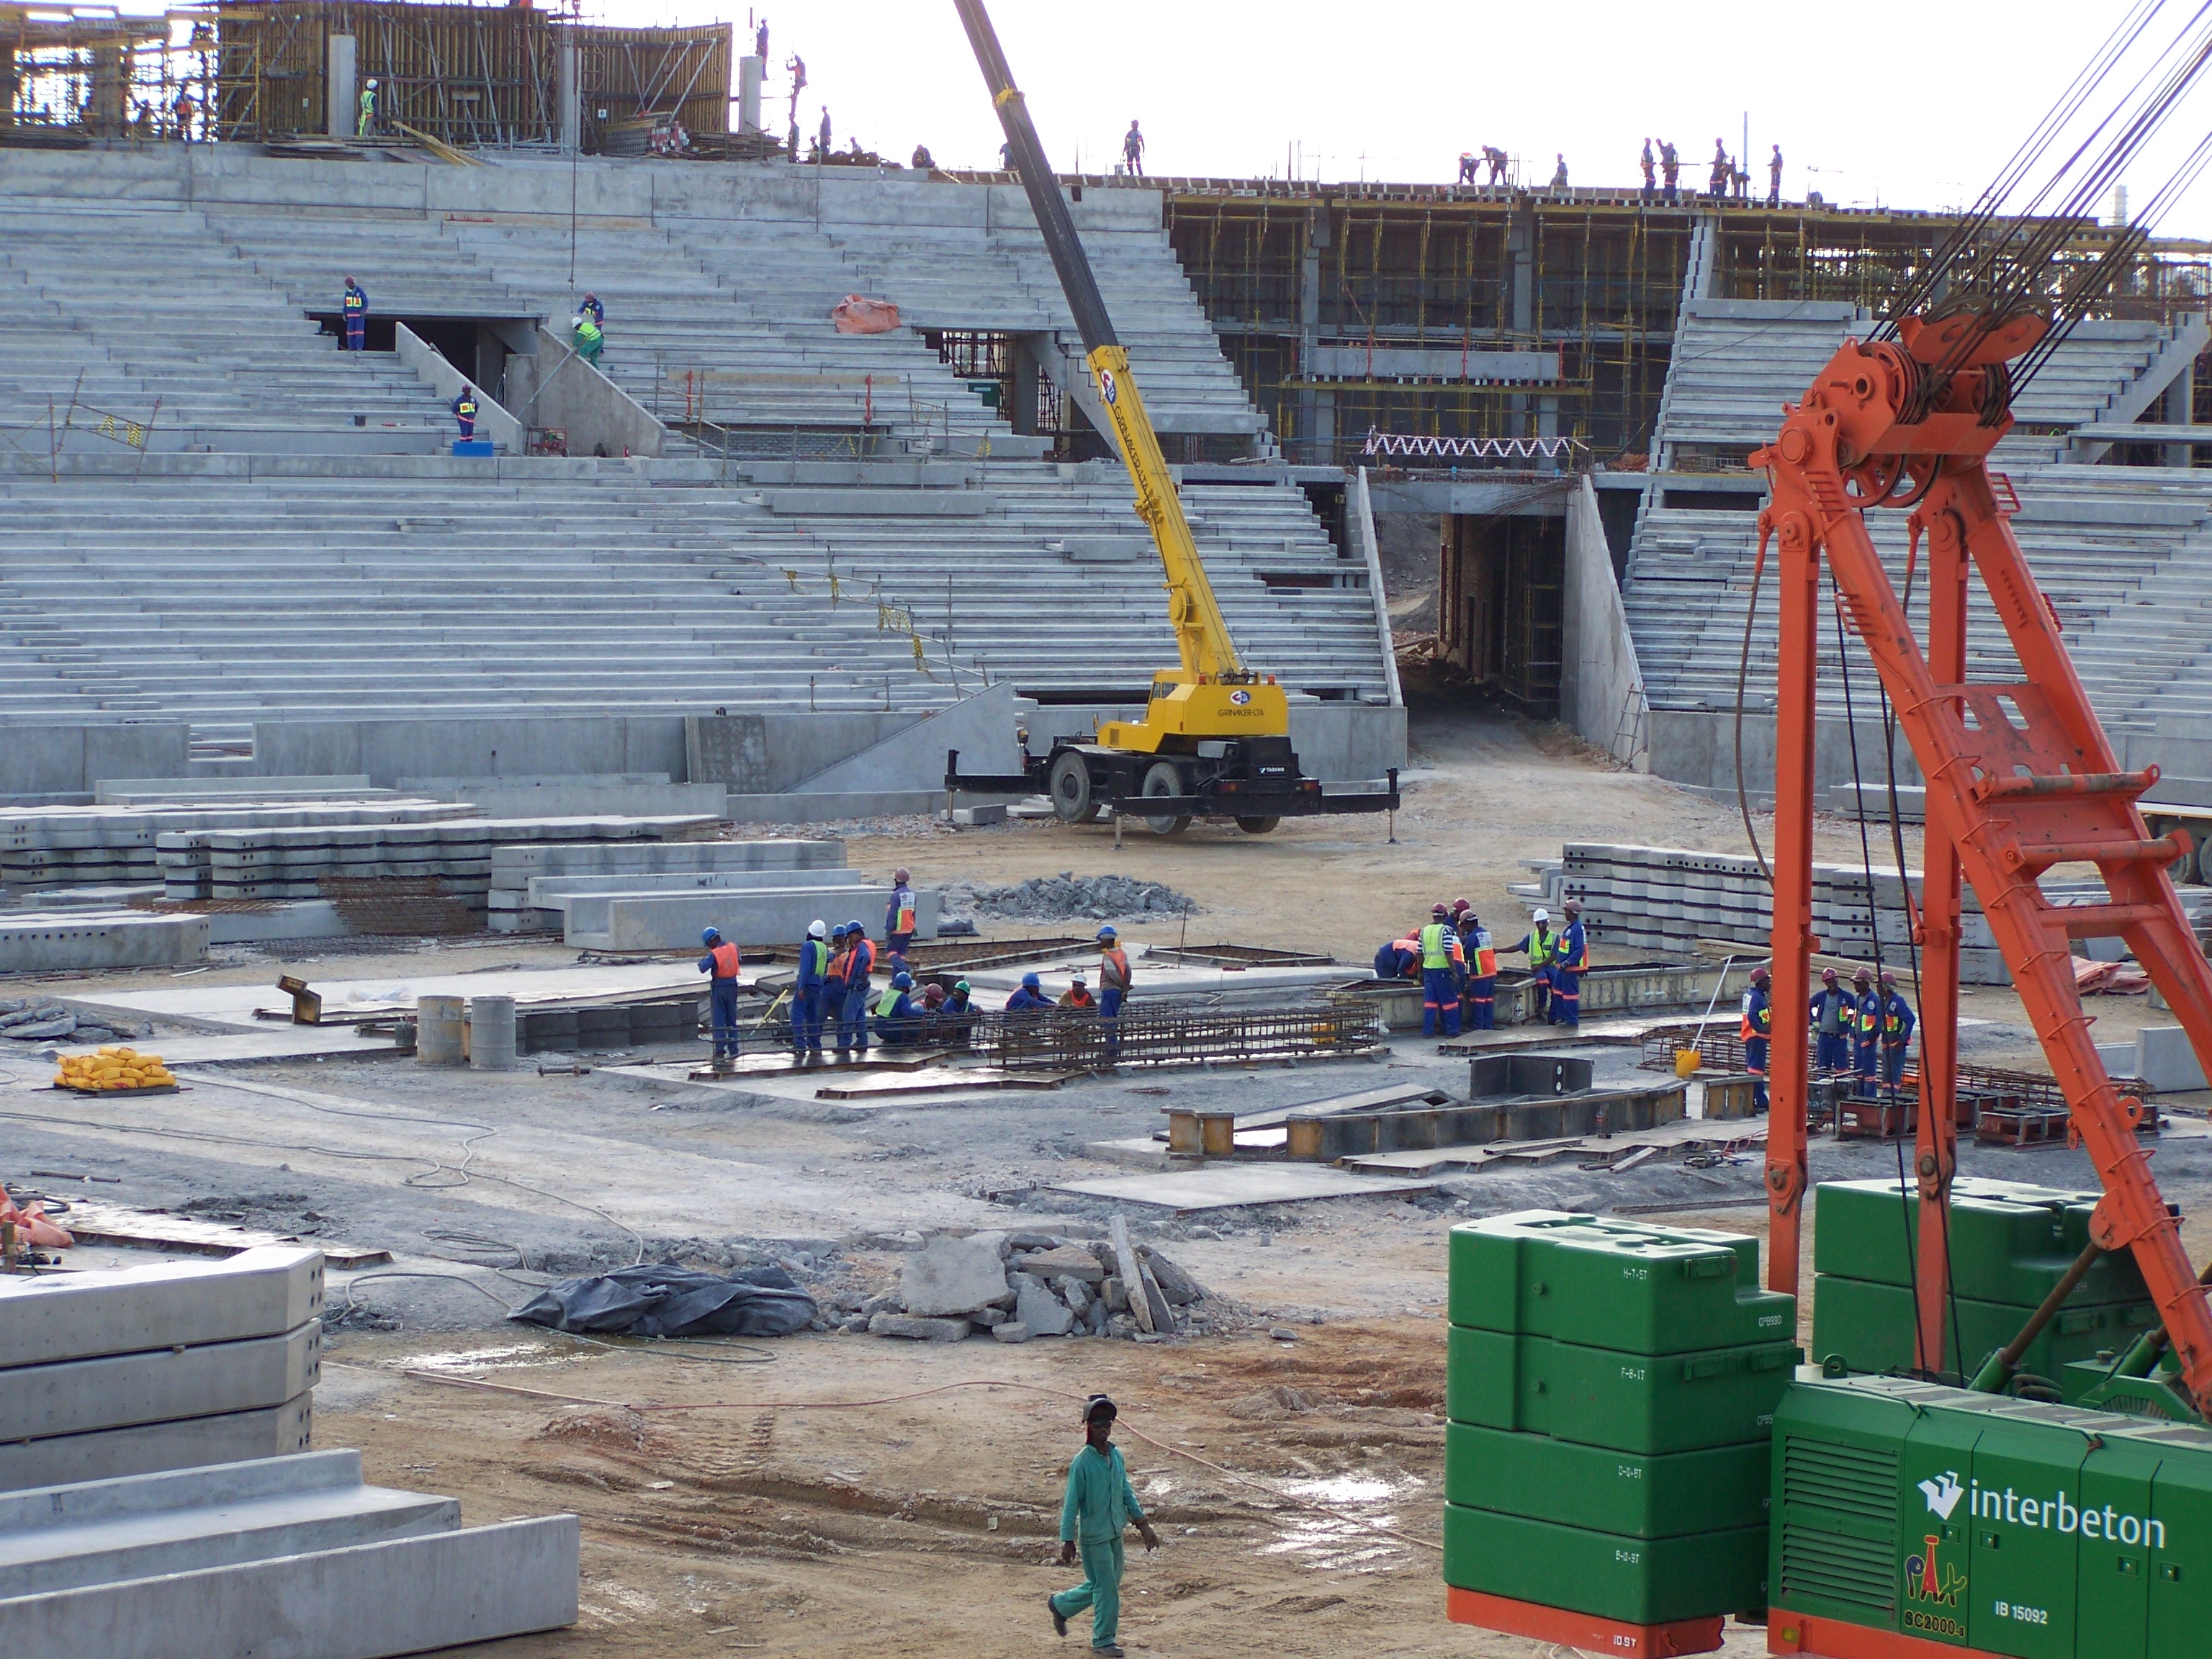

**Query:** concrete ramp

left=787, top=680, right=1029, bottom=797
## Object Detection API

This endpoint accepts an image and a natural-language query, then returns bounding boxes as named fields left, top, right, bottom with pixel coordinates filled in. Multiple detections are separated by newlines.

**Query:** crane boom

left=951, top=0, right=1251, bottom=693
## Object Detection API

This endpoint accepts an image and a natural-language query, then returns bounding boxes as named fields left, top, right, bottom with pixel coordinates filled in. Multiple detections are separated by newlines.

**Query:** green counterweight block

left=1809, top=1273, right=2159, bottom=1384
left=1813, top=1177, right=2154, bottom=1308
left=1447, top=1325, right=1798, bottom=1453
left=1448, top=1210, right=1794, bottom=1352
left=1443, top=1501, right=1769, bottom=1625
left=1444, top=1421, right=1771, bottom=1537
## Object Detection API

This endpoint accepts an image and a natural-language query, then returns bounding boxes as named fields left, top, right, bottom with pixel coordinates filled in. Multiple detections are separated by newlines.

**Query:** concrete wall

left=1646, top=709, right=1928, bottom=797
left=1, top=724, right=192, bottom=802
left=1350, top=469, right=1404, bottom=709
left=1560, top=475, right=1650, bottom=768
left=394, top=323, right=523, bottom=451
left=503, top=326, right=664, bottom=458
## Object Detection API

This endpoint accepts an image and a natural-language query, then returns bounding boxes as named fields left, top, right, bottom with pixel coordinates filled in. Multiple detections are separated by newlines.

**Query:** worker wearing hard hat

left=357, top=78, right=379, bottom=138
left=1457, top=904, right=1498, bottom=1030
left=873, top=970, right=920, bottom=1046
left=1740, top=964, right=1773, bottom=1113
left=1851, top=967, right=1880, bottom=1084
left=1097, top=925, right=1130, bottom=1061
left=837, top=920, right=875, bottom=1053
left=1809, top=967, right=1854, bottom=1074
left=341, top=276, right=368, bottom=352
left=1876, top=970, right=1917, bottom=1089
left=791, top=918, right=830, bottom=1061
left=1418, top=903, right=1465, bottom=1038
left=885, top=868, right=917, bottom=968
left=1505, top=908, right=1560, bottom=1022
left=1550, top=899, right=1589, bottom=1028
left=696, top=927, right=743, bottom=1069
left=1007, top=971, right=1050, bottom=1012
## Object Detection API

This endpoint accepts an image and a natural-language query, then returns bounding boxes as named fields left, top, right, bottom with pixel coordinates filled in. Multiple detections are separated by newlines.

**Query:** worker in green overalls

left=1048, top=1394, right=1159, bottom=1658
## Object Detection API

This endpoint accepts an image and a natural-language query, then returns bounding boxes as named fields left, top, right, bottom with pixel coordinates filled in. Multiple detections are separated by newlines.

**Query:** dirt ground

left=5, top=705, right=2205, bottom=1659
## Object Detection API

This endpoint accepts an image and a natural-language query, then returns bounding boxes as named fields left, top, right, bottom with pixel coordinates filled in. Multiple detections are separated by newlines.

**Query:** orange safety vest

left=1100, top=946, right=1130, bottom=991
left=709, top=941, right=742, bottom=979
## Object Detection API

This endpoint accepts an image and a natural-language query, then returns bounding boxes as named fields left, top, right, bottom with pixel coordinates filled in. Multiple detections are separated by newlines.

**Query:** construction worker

left=824, top=923, right=852, bottom=1043
left=1767, top=144, right=1784, bottom=207
left=884, top=868, right=917, bottom=968
left=1549, top=899, right=1589, bottom=1028
left=1007, top=971, right=1050, bottom=1013
left=696, top=927, right=743, bottom=1067
left=1457, top=152, right=1479, bottom=185
left=357, top=78, right=377, bottom=138
left=837, top=920, right=874, bottom=1052
left=755, top=18, right=768, bottom=58
left=1709, top=139, right=1731, bottom=199
left=1097, top=925, right=1130, bottom=1061
left=1877, top=970, right=1917, bottom=1089
left=1640, top=138, right=1655, bottom=202
left=1418, top=904, right=1465, bottom=1038
left=791, top=918, right=830, bottom=1058
left=1374, top=935, right=1421, bottom=980
left=1851, top=967, right=1880, bottom=1084
left=1809, top=966, right=1854, bottom=1073
left=172, top=89, right=195, bottom=142
left=578, top=292, right=604, bottom=328
left=940, top=979, right=977, bottom=1046
left=1550, top=153, right=1568, bottom=189
left=1049, top=1393, right=1158, bottom=1658
left=1122, top=119, right=1145, bottom=177
left=873, top=971, right=921, bottom=1046
left=817, top=107, right=832, bottom=159
left=1660, top=140, right=1680, bottom=204
left=1505, top=908, right=1559, bottom=1022
left=341, top=277, right=368, bottom=352
left=1059, top=974, right=1097, bottom=1011
left=1483, top=145, right=1508, bottom=184
left=451, top=389, right=477, bottom=440
left=1740, top=964, right=1773, bottom=1112
left=572, top=309, right=603, bottom=370
left=912, top=143, right=935, bottom=171
left=1459, top=907, right=1498, bottom=1030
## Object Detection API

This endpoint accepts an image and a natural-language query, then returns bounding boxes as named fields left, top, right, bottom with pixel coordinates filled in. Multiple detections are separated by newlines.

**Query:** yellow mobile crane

left=943, top=0, right=1398, bottom=835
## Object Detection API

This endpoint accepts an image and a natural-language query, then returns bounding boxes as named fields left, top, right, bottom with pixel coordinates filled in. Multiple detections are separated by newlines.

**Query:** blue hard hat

left=832, top=922, right=850, bottom=938
left=847, top=919, right=866, bottom=934
left=1096, top=925, right=1117, bottom=940
left=893, top=971, right=913, bottom=989
left=1022, top=971, right=1041, bottom=989
left=701, top=927, right=721, bottom=945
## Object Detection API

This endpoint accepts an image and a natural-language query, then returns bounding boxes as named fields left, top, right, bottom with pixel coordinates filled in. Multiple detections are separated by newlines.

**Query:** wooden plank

left=58, top=1202, right=390, bottom=1267
left=1107, top=1214, right=1154, bottom=1334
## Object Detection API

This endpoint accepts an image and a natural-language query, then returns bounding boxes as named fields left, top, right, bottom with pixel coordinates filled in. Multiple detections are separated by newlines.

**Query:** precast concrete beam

left=0, top=1247, right=323, bottom=1370
left=0, top=1323, right=319, bottom=1442
left=0, top=1398, right=313, bottom=1493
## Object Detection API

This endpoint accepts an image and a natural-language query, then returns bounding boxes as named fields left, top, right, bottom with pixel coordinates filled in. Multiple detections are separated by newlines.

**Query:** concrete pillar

left=1509, top=203, right=1537, bottom=436
left=2164, top=357, right=2195, bottom=469
left=327, top=35, right=356, bottom=140
left=737, top=54, right=764, bottom=135
left=89, top=44, right=127, bottom=134
left=557, top=43, right=580, bottom=154
left=1297, top=206, right=1327, bottom=463
left=1010, top=337, right=1041, bottom=436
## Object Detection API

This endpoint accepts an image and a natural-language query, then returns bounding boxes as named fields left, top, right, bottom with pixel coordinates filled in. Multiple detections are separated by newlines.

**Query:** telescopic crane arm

left=951, top=0, right=1251, bottom=693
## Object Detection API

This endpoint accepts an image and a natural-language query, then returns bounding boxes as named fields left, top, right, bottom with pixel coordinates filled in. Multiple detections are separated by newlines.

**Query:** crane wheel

left=1141, top=762, right=1192, bottom=837
left=1235, top=816, right=1281, bottom=835
left=1049, top=752, right=1102, bottom=824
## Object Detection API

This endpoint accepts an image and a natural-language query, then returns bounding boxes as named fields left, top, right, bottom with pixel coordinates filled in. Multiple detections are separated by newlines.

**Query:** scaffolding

left=1, top=4, right=213, bottom=140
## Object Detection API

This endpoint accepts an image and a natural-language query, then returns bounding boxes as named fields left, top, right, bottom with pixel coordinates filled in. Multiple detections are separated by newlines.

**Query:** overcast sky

left=593, top=0, right=2212, bottom=239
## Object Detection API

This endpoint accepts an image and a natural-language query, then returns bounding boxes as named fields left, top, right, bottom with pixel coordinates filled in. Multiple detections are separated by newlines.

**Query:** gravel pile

left=0, top=998, right=149, bottom=1048
left=950, top=873, right=1197, bottom=922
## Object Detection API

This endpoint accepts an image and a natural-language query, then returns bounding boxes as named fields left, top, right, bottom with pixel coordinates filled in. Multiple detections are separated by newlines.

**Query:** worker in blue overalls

left=791, top=918, right=829, bottom=1061
left=1550, top=898, right=1589, bottom=1028
left=837, top=920, right=875, bottom=1053
left=873, top=971, right=921, bottom=1046
left=1876, top=970, right=1917, bottom=1089
left=1459, top=908, right=1498, bottom=1030
left=451, top=389, right=477, bottom=440
left=341, top=277, right=367, bottom=351
left=1740, top=963, right=1773, bottom=1113
left=696, top=926, right=743, bottom=1069
left=884, top=868, right=917, bottom=972
left=1851, top=966, right=1880, bottom=1084
left=1809, top=966, right=1854, bottom=1073
left=1418, top=904, right=1465, bottom=1038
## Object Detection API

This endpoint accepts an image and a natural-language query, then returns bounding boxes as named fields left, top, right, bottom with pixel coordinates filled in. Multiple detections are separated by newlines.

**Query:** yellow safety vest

left=1419, top=922, right=1457, bottom=970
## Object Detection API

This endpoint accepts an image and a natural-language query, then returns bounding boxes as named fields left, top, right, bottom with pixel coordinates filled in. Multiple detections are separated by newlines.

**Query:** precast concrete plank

left=0, top=1398, right=313, bottom=1493
left=0, top=1322, right=319, bottom=1442
left=0, top=1246, right=323, bottom=1370
left=1048, top=1164, right=1439, bottom=1211
left=0, top=1514, right=580, bottom=1657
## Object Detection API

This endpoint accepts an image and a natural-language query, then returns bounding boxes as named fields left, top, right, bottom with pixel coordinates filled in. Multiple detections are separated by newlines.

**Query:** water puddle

left=1260, top=1472, right=1425, bottom=1572
left=403, top=1340, right=575, bottom=1373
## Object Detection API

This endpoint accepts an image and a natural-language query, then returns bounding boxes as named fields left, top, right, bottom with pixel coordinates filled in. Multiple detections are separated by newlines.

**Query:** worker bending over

left=837, top=920, right=875, bottom=1053
left=1876, top=970, right=1916, bottom=1088
left=1740, top=963, right=1773, bottom=1112
left=1097, top=926, right=1130, bottom=1060
left=873, top=971, right=921, bottom=1046
left=1373, top=935, right=1420, bottom=981
left=1809, top=967, right=1853, bottom=1073
left=1505, top=908, right=1559, bottom=1022
left=791, top=919, right=830, bottom=1059
left=1007, top=971, right=1050, bottom=1012
left=1550, top=899, right=1588, bottom=1028
left=1048, top=1394, right=1158, bottom=1659
left=1419, top=904, right=1465, bottom=1037
left=697, top=927, right=743, bottom=1068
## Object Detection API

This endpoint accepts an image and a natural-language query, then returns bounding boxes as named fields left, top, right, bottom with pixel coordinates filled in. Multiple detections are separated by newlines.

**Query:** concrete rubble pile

left=950, top=873, right=1197, bottom=923
left=832, top=1230, right=1208, bottom=1344
left=0, top=997, right=149, bottom=1049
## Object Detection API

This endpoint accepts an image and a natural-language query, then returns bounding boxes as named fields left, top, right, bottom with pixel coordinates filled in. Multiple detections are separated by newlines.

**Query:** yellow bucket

left=1675, top=1048, right=1702, bottom=1078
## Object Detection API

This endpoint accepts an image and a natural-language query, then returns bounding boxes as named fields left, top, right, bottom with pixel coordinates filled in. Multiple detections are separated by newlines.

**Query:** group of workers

left=1373, top=898, right=1588, bottom=1038
left=1737, top=963, right=1918, bottom=1111
left=1635, top=138, right=1783, bottom=206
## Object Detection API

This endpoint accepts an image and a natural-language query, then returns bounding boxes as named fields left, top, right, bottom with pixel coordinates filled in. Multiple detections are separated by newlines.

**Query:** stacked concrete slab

left=0, top=1452, right=578, bottom=1656
left=486, top=833, right=850, bottom=927
left=4, top=800, right=475, bottom=894
left=0, top=910, right=210, bottom=973
left=570, top=881, right=939, bottom=951
left=0, top=1248, right=321, bottom=1493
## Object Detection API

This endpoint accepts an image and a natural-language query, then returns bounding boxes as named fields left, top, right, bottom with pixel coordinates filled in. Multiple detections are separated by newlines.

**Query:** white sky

left=590, top=0, right=2212, bottom=240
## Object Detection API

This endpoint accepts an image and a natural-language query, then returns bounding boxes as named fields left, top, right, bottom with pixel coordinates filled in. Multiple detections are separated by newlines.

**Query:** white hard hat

left=366, top=78, right=377, bottom=87
left=808, top=919, right=826, bottom=938
left=1532, top=907, right=1550, bottom=922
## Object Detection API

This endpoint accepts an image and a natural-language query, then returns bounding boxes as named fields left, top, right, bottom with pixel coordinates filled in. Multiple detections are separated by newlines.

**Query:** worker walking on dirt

left=1851, top=966, right=1880, bottom=1084
left=1097, top=925, right=1131, bottom=1060
left=1458, top=906, right=1498, bottom=1030
left=1740, top=963, right=1773, bottom=1113
left=1419, top=903, right=1465, bottom=1038
left=885, top=868, right=917, bottom=970
left=1504, top=908, right=1559, bottom=1022
left=1876, top=970, right=1916, bottom=1089
left=791, top=918, right=830, bottom=1059
left=1049, top=1394, right=1159, bottom=1659
left=1550, top=898, right=1588, bottom=1028
left=341, top=277, right=368, bottom=351
left=1809, top=966, right=1854, bottom=1073
left=837, top=920, right=875, bottom=1053
left=697, top=927, right=743, bottom=1068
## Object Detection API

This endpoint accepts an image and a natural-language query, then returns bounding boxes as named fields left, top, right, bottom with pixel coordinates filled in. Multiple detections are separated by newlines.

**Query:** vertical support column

left=1011, top=337, right=1042, bottom=436
left=1298, top=206, right=1329, bottom=464
left=327, top=34, right=356, bottom=140
left=2164, top=356, right=2195, bottom=471
left=558, top=42, right=580, bottom=155
left=1914, top=509, right=1967, bottom=1374
left=1766, top=509, right=1820, bottom=1297
left=737, top=54, right=764, bottom=135
left=1508, top=202, right=1536, bottom=439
